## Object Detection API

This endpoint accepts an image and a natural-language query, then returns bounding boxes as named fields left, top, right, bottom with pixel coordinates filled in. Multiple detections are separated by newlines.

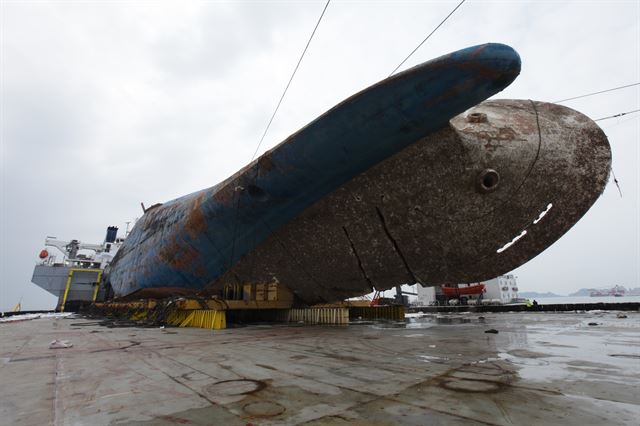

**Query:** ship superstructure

left=31, top=227, right=125, bottom=310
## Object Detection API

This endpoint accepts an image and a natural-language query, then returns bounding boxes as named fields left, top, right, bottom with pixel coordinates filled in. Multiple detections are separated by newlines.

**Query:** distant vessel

left=31, top=227, right=124, bottom=309
left=590, top=285, right=626, bottom=297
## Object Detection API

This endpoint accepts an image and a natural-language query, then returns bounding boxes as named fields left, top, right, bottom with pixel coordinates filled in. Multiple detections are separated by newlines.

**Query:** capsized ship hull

left=213, top=99, right=611, bottom=303
left=105, top=43, right=610, bottom=304
left=106, top=43, right=522, bottom=300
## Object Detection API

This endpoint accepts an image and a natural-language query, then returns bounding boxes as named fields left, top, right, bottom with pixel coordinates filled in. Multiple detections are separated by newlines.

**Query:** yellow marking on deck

left=60, top=268, right=102, bottom=312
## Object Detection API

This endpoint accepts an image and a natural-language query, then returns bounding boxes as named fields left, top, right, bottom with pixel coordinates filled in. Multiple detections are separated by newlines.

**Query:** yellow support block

left=130, top=310, right=148, bottom=321
left=176, top=309, right=226, bottom=329
left=180, top=312, right=195, bottom=327
left=60, top=268, right=103, bottom=312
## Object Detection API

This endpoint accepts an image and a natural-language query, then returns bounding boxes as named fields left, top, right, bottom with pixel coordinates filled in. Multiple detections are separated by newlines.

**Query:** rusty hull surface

left=1, top=312, right=638, bottom=425
left=106, top=42, right=610, bottom=305
left=217, top=100, right=611, bottom=303
left=106, top=43, right=523, bottom=302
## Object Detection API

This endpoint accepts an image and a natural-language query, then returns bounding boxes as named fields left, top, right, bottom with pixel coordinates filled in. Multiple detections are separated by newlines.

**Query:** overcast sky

left=1, top=0, right=638, bottom=310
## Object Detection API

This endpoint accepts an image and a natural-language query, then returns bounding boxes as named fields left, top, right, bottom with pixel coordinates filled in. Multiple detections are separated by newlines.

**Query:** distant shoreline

left=533, top=295, right=640, bottom=305
left=521, top=291, right=640, bottom=298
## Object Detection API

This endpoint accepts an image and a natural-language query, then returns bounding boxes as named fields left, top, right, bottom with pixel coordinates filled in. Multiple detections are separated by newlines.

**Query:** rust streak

left=185, top=194, right=207, bottom=238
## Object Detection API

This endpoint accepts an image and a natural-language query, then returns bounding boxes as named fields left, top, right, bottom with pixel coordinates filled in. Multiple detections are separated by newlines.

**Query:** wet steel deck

left=1, top=311, right=638, bottom=425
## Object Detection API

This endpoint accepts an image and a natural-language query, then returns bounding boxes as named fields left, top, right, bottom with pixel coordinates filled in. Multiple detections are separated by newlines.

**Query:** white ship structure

left=31, top=227, right=125, bottom=310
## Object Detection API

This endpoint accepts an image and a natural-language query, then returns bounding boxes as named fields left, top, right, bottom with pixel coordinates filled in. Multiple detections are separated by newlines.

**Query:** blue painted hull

left=107, top=43, right=521, bottom=299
